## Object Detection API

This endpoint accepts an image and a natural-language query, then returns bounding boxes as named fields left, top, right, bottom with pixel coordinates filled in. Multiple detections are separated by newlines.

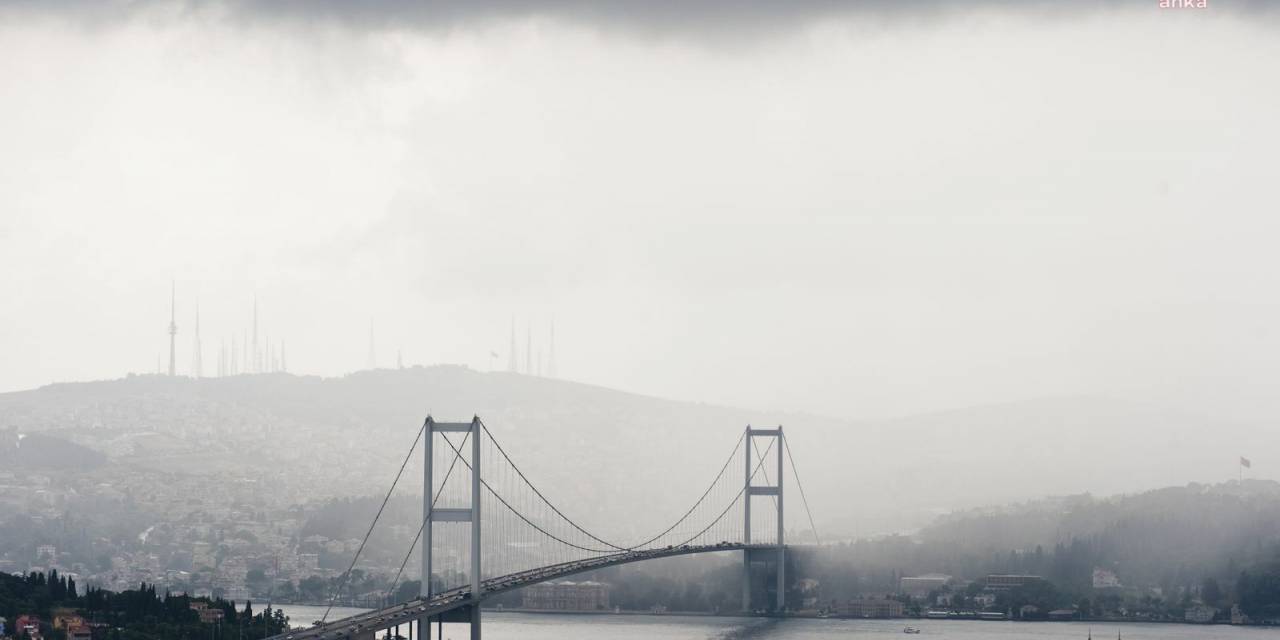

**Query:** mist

left=4, top=2, right=1279, bottom=427
left=2, top=2, right=1280, bottom=629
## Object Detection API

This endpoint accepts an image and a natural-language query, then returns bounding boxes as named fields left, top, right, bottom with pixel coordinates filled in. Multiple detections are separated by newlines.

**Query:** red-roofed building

left=15, top=614, right=43, bottom=639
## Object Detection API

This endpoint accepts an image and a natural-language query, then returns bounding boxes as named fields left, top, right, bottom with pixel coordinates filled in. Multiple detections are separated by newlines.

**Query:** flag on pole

left=1241, top=457, right=1252, bottom=469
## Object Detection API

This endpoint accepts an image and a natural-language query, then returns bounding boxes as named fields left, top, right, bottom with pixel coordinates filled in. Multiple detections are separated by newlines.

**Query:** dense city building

left=1092, top=568, right=1122, bottom=589
left=983, top=574, right=1043, bottom=591
left=841, top=598, right=904, bottom=618
left=900, top=573, right=952, bottom=598
left=1185, top=605, right=1217, bottom=623
left=520, top=580, right=611, bottom=611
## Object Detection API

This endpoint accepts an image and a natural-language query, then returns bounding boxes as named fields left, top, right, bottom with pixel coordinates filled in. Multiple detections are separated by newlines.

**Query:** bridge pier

left=743, top=426, right=785, bottom=614
left=423, top=417, right=484, bottom=637
left=417, top=606, right=479, bottom=640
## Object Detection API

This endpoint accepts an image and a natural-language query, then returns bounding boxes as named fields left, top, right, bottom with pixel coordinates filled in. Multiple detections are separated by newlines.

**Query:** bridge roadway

left=269, top=542, right=778, bottom=640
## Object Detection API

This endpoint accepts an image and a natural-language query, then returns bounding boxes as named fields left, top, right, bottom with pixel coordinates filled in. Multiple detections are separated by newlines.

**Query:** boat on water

left=904, top=627, right=922, bottom=634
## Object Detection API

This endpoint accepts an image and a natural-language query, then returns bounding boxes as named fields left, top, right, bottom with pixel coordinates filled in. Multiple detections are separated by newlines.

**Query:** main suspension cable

left=628, top=429, right=747, bottom=549
left=438, top=432, right=621, bottom=554
left=385, top=431, right=469, bottom=603
left=784, top=435, right=821, bottom=545
left=669, top=438, right=776, bottom=548
left=481, top=421, right=750, bottom=552
left=322, top=418, right=427, bottom=623
left=480, top=421, right=631, bottom=551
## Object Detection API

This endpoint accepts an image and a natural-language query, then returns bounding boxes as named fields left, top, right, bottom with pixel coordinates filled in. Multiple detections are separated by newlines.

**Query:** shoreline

left=274, top=603, right=1272, bottom=628
left=490, top=609, right=1264, bottom=627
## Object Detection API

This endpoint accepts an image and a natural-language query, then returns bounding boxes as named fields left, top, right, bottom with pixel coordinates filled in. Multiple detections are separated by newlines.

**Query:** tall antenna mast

left=167, top=281, right=178, bottom=377
left=548, top=319, right=557, bottom=378
left=507, top=315, right=518, bottom=372
left=192, top=300, right=203, bottom=378
left=252, top=295, right=259, bottom=373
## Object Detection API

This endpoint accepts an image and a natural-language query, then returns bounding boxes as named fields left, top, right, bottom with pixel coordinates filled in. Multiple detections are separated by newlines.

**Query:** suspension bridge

left=267, top=417, right=819, bottom=640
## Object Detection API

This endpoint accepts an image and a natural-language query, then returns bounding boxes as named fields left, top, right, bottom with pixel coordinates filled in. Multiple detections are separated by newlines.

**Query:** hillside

left=769, top=480, right=1280, bottom=621
left=0, top=367, right=1274, bottom=538
left=0, top=431, right=105, bottom=471
left=919, top=480, right=1280, bottom=587
left=827, top=396, right=1277, bottom=536
left=0, top=366, right=848, bottom=539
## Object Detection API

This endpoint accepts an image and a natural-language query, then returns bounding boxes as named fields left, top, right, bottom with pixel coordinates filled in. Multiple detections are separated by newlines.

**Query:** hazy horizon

left=0, top=363, right=1259, bottom=430
left=3, top=363, right=1274, bottom=541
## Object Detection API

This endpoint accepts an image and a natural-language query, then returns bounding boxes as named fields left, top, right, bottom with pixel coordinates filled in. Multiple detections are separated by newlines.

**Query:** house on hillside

left=51, top=610, right=84, bottom=630
left=1231, top=604, right=1251, bottom=625
left=15, top=614, right=42, bottom=639
left=984, top=574, right=1043, bottom=591
left=191, top=601, right=226, bottom=623
left=1185, top=604, right=1216, bottom=623
left=842, top=599, right=905, bottom=618
left=900, top=573, right=952, bottom=598
left=1092, top=568, right=1122, bottom=589
left=521, top=580, right=610, bottom=611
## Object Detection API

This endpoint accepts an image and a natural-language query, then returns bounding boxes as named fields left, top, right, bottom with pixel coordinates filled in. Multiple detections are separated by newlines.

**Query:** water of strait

left=273, top=605, right=1276, bottom=640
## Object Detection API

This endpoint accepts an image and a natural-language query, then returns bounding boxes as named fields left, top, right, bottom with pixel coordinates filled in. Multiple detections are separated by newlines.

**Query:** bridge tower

left=743, top=425, right=785, bottom=613
left=422, top=416, right=483, bottom=639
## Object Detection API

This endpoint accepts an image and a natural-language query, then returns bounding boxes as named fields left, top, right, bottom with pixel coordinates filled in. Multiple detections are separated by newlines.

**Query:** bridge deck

left=268, top=543, right=779, bottom=640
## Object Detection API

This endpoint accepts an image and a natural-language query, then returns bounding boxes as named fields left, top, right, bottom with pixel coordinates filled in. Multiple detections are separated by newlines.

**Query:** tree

left=1077, top=596, right=1093, bottom=617
left=246, top=568, right=269, bottom=596
left=392, top=580, right=420, bottom=605
left=1201, top=577, right=1222, bottom=606
left=298, top=576, right=327, bottom=602
left=1238, top=567, right=1280, bottom=619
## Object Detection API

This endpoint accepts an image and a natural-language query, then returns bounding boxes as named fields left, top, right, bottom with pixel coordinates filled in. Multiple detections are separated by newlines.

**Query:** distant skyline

left=2, top=4, right=1279, bottom=422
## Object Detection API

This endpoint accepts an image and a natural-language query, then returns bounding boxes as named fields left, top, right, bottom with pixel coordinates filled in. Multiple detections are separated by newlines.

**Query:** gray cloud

left=5, top=0, right=1279, bottom=35
left=3, top=0, right=1280, bottom=422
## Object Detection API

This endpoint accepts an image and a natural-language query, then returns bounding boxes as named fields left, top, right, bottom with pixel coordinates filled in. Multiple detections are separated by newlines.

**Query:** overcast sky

left=2, top=1, right=1278, bottom=420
